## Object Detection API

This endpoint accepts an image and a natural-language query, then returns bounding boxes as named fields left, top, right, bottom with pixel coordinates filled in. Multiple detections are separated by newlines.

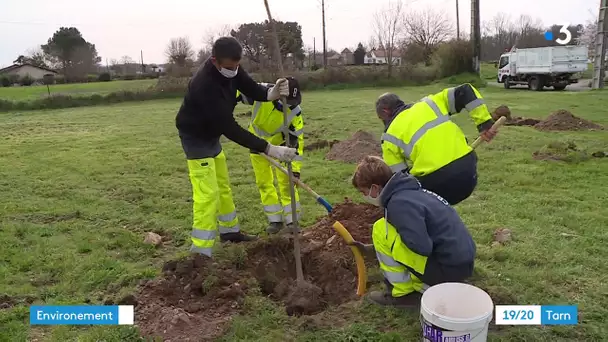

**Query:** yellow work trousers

left=250, top=153, right=301, bottom=224
left=187, top=150, right=240, bottom=257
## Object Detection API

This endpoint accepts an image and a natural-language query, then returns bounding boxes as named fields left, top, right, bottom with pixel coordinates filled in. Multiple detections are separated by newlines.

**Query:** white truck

left=497, top=46, right=588, bottom=91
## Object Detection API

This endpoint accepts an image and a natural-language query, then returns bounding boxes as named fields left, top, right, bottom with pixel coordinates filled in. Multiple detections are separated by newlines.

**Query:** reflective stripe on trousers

left=250, top=153, right=301, bottom=224
left=381, top=97, right=450, bottom=160
left=376, top=250, right=411, bottom=283
left=264, top=204, right=283, bottom=223
left=187, top=151, right=240, bottom=257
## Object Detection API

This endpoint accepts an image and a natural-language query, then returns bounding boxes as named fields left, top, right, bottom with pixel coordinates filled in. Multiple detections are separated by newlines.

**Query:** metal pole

left=471, top=0, right=480, bottom=74
left=322, top=0, right=327, bottom=68
left=263, top=0, right=305, bottom=285
left=456, top=0, right=460, bottom=40
left=592, top=1, right=608, bottom=89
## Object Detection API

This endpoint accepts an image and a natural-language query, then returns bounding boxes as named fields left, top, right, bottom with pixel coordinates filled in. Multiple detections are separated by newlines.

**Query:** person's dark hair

left=212, top=37, right=243, bottom=61
left=375, top=92, right=401, bottom=115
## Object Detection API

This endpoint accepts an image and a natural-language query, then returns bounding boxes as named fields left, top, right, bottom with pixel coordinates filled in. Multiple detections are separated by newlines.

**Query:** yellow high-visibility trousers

left=187, top=150, right=240, bottom=256
left=250, top=153, right=301, bottom=224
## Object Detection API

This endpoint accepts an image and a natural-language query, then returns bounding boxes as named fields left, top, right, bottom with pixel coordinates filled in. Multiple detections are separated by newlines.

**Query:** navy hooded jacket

left=378, top=172, right=476, bottom=266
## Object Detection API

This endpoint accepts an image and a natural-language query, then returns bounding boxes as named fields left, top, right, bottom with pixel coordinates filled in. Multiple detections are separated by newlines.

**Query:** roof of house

left=0, top=63, right=58, bottom=74
left=341, top=48, right=352, bottom=54
left=366, top=49, right=401, bottom=58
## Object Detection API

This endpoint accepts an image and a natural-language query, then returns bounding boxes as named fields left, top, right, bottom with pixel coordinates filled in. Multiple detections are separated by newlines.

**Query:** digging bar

left=470, top=116, right=507, bottom=149
left=263, top=0, right=305, bottom=285
left=261, top=154, right=333, bottom=213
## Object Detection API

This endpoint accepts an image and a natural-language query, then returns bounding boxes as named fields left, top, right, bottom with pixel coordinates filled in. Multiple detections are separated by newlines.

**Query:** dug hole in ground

left=134, top=200, right=384, bottom=341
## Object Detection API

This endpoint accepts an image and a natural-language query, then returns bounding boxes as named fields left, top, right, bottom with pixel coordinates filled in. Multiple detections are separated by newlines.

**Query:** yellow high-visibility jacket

left=381, top=83, right=493, bottom=177
left=237, top=89, right=304, bottom=172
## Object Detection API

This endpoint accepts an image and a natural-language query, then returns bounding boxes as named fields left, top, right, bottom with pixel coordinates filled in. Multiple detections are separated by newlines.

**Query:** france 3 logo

left=544, top=24, right=572, bottom=45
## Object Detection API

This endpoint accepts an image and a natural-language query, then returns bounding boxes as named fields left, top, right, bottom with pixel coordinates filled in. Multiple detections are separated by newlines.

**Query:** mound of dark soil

left=505, top=117, right=541, bottom=126
left=492, top=105, right=512, bottom=121
left=326, top=130, right=382, bottom=163
left=134, top=200, right=383, bottom=341
left=534, top=110, right=604, bottom=131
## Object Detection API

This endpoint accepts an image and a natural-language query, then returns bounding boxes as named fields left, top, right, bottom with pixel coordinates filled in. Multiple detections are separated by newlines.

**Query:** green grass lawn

left=0, top=79, right=157, bottom=101
left=1, top=85, right=608, bottom=341
left=481, top=62, right=497, bottom=81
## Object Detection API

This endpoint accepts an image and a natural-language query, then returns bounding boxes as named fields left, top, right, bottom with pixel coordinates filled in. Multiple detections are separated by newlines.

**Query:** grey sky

left=0, top=0, right=599, bottom=68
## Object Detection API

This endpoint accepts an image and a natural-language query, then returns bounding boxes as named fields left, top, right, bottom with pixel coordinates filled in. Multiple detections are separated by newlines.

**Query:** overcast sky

left=0, top=0, right=599, bottom=68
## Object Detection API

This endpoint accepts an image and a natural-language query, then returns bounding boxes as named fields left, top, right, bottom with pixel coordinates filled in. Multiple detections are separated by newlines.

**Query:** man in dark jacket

left=349, top=156, right=476, bottom=308
left=175, top=37, right=297, bottom=257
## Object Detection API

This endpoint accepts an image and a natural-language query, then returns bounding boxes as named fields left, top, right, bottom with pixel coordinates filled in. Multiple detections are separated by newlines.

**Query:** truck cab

left=497, top=53, right=513, bottom=84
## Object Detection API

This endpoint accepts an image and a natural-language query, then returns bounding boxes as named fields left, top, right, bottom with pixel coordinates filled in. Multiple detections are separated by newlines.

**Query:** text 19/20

left=503, top=309, right=534, bottom=320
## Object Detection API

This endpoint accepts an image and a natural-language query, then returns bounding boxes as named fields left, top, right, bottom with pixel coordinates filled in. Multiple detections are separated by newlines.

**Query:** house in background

left=0, top=63, right=59, bottom=80
left=364, top=49, right=402, bottom=65
left=341, top=48, right=355, bottom=65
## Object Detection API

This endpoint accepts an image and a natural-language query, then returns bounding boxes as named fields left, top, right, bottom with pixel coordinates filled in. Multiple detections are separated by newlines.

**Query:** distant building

left=341, top=48, right=355, bottom=65
left=365, top=49, right=402, bottom=65
left=0, top=63, right=59, bottom=79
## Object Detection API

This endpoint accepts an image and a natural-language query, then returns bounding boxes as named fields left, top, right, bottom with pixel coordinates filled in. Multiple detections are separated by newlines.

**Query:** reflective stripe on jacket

left=381, top=83, right=493, bottom=176
left=240, top=96, right=304, bottom=172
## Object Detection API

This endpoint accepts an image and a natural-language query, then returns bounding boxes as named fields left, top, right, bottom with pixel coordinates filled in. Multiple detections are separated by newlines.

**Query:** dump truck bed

left=513, top=46, right=588, bottom=74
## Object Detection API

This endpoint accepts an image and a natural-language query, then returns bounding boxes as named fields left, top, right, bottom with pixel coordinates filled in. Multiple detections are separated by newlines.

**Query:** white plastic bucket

left=420, top=282, right=494, bottom=342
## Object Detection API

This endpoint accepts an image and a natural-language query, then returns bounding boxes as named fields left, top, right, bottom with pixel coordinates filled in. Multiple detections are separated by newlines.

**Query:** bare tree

left=196, top=25, right=233, bottom=65
left=577, top=18, right=597, bottom=59
left=403, top=7, right=453, bottom=64
left=372, top=0, right=405, bottom=76
left=166, top=37, right=195, bottom=67
left=202, top=24, right=233, bottom=50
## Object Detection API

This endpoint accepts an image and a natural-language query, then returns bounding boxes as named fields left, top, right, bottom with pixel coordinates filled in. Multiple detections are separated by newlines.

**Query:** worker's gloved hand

left=480, top=127, right=498, bottom=142
left=267, top=78, right=289, bottom=101
left=292, top=172, right=300, bottom=179
left=265, top=144, right=297, bottom=162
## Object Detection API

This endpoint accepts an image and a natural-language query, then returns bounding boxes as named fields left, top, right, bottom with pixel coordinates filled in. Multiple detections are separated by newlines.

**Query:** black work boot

left=266, top=222, right=284, bottom=235
left=220, top=232, right=258, bottom=243
left=284, top=223, right=301, bottom=234
left=366, top=290, right=421, bottom=309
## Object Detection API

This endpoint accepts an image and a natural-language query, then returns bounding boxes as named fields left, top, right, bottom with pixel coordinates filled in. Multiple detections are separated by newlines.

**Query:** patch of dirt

left=533, top=141, right=591, bottom=163
left=304, top=140, right=340, bottom=151
left=534, top=110, right=604, bottom=131
left=0, top=294, right=36, bottom=309
left=326, top=130, right=382, bottom=163
left=491, top=228, right=512, bottom=247
left=505, top=117, right=541, bottom=127
left=134, top=200, right=383, bottom=341
left=492, top=105, right=512, bottom=121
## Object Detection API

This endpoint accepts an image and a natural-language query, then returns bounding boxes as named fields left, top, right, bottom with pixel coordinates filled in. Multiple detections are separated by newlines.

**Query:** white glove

left=265, top=144, right=297, bottom=162
left=267, top=78, right=289, bottom=101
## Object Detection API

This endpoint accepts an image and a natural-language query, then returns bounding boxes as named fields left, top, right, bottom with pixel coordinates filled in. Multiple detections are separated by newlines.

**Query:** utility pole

left=313, top=37, right=316, bottom=69
left=322, top=0, right=327, bottom=68
left=470, top=0, right=481, bottom=74
left=456, top=0, right=460, bottom=40
left=592, top=0, right=608, bottom=89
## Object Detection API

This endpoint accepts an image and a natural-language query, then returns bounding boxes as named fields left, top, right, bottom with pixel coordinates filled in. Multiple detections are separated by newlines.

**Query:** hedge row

left=0, top=41, right=485, bottom=112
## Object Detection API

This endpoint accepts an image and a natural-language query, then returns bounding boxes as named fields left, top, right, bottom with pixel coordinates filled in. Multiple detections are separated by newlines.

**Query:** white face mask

left=219, top=66, right=238, bottom=78
left=363, top=186, right=381, bottom=207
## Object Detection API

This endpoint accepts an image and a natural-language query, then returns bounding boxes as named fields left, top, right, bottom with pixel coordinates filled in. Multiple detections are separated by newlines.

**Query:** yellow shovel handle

left=332, top=221, right=368, bottom=296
